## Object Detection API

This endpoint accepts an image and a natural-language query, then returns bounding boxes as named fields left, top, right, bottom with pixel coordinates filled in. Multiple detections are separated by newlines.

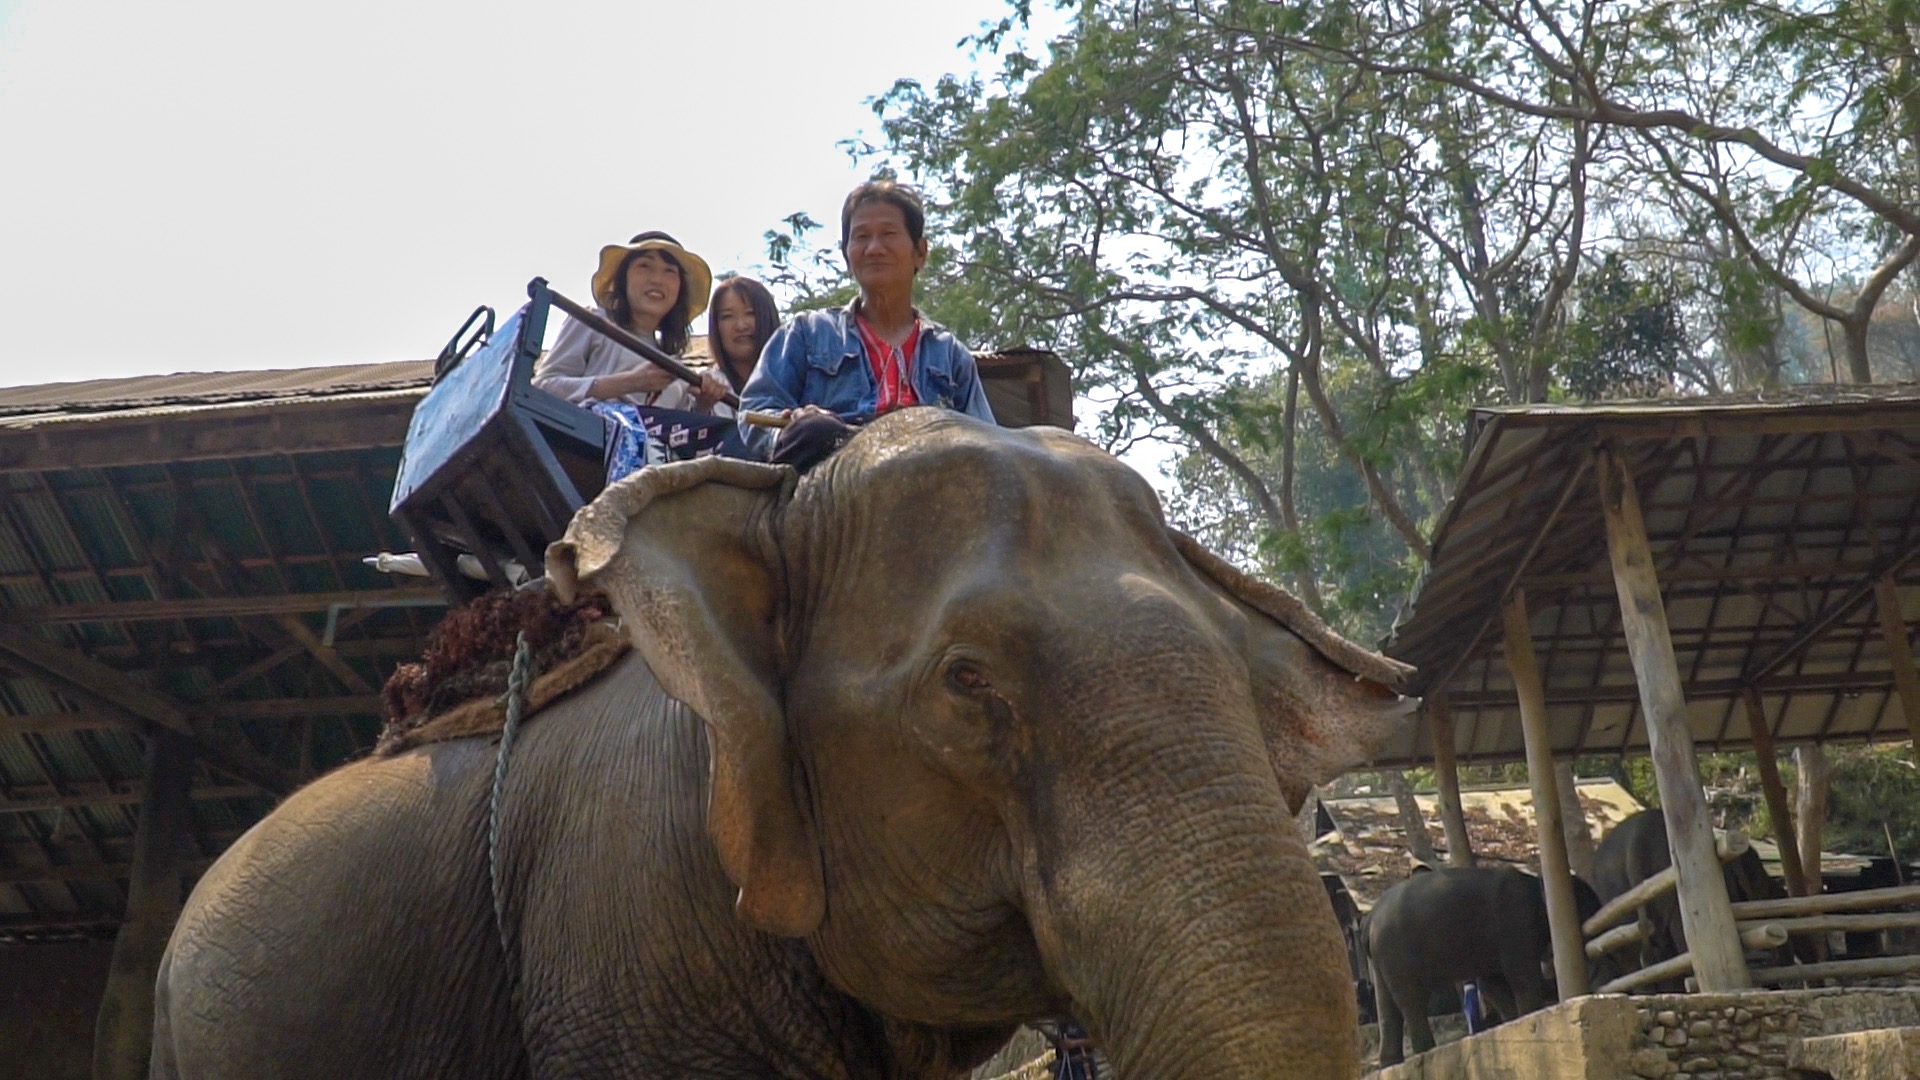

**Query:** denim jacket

left=737, top=302, right=996, bottom=458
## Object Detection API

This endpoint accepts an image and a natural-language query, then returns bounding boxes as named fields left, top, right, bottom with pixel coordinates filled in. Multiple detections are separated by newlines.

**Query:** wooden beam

left=3, top=586, right=444, bottom=625
left=1741, top=546, right=1920, bottom=685
left=214, top=696, right=384, bottom=720
left=1795, top=744, right=1830, bottom=894
left=1596, top=445, right=1751, bottom=991
left=94, top=729, right=194, bottom=1080
left=1593, top=925, right=1790, bottom=995
left=1875, top=573, right=1919, bottom=744
left=1742, top=689, right=1810, bottom=897
left=1748, top=954, right=1920, bottom=985
left=1742, top=911, right=1920, bottom=936
left=0, top=626, right=295, bottom=795
left=1428, top=694, right=1474, bottom=867
left=0, top=855, right=219, bottom=887
left=1416, top=454, right=1595, bottom=698
left=1499, top=404, right=1920, bottom=441
left=1502, top=589, right=1589, bottom=1000
left=1443, top=671, right=1898, bottom=709
left=0, top=395, right=419, bottom=473
left=0, top=709, right=132, bottom=735
left=1523, top=560, right=1886, bottom=590
left=0, top=782, right=255, bottom=815
left=1730, top=884, right=1920, bottom=920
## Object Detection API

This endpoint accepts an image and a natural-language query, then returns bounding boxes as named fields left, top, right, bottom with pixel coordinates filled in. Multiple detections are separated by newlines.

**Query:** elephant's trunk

left=1032, top=711, right=1357, bottom=1079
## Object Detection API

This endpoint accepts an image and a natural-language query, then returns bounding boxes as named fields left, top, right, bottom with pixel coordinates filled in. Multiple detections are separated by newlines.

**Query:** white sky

left=0, top=0, right=1035, bottom=387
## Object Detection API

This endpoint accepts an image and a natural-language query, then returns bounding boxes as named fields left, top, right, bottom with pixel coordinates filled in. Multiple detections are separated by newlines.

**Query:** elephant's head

left=549, top=409, right=1413, bottom=1079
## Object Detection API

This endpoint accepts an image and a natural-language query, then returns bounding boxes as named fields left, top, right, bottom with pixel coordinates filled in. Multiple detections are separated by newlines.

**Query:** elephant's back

left=1592, top=809, right=1667, bottom=900
left=161, top=738, right=523, bottom=1077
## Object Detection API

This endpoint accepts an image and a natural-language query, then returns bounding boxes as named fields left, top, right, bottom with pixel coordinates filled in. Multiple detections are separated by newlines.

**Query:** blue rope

left=489, top=631, right=532, bottom=968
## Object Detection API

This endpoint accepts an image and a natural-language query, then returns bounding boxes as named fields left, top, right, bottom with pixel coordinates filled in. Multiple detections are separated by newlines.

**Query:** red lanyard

left=855, top=314, right=921, bottom=413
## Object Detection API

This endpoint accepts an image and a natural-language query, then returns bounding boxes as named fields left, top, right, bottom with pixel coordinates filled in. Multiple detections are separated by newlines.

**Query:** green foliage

left=1825, top=745, right=1920, bottom=858
left=741, top=0, right=1918, bottom=627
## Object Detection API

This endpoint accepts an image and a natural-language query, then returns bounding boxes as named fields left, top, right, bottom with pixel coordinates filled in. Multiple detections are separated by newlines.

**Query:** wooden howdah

left=390, top=285, right=1076, bottom=603
left=389, top=293, right=607, bottom=603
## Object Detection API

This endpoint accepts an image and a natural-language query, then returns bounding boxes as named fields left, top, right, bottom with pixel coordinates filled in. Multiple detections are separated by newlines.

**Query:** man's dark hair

left=839, top=180, right=926, bottom=249
left=606, top=233, right=692, bottom=356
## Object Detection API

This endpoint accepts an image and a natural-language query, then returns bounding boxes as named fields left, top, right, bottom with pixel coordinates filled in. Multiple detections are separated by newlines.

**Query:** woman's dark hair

left=605, top=244, right=692, bottom=356
left=707, top=276, right=780, bottom=389
left=839, top=180, right=926, bottom=249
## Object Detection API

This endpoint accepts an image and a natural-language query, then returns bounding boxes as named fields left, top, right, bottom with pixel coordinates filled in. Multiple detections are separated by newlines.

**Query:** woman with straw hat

left=533, top=230, right=730, bottom=413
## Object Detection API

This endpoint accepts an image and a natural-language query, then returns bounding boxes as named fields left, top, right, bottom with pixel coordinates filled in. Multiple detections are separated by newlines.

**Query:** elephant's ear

left=548, top=457, right=821, bottom=937
left=1169, top=530, right=1418, bottom=813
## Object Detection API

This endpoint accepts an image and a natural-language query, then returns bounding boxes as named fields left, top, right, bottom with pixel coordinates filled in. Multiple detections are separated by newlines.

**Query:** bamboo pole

left=1739, top=911, right=1920, bottom=936
left=1503, top=589, right=1589, bottom=1000
left=1597, top=445, right=1750, bottom=991
left=1386, top=768, right=1438, bottom=866
left=1593, top=925, right=1789, bottom=995
left=1586, top=920, right=1646, bottom=959
left=1428, top=693, right=1475, bottom=868
left=1795, top=744, right=1830, bottom=891
left=1875, top=573, right=1919, bottom=756
left=1741, top=688, right=1810, bottom=897
left=1557, top=761, right=1596, bottom=880
left=1747, top=954, right=1920, bottom=986
left=1730, top=884, right=1920, bottom=920
left=1583, top=830, right=1750, bottom=937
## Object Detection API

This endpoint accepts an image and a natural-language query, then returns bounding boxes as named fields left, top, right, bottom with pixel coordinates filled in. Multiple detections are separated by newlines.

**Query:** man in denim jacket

left=738, top=181, right=995, bottom=467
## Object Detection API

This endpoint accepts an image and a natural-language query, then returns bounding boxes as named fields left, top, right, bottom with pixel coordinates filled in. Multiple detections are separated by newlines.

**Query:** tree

left=1273, top=0, right=1920, bottom=383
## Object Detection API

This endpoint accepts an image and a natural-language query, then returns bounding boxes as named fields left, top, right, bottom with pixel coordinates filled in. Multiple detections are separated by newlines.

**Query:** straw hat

left=591, top=231, right=713, bottom=320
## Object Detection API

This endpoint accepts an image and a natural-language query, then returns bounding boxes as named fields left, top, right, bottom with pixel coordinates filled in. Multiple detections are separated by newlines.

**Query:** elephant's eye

left=946, top=661, right=991, bottom=693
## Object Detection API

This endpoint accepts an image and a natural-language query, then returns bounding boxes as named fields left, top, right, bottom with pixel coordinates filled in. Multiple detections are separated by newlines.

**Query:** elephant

left=150, top=408, right=1416, bottom=1080
left=1590, top=809, right=1807, bottom=987
left=1364, top=866, right=1607, bottom=1065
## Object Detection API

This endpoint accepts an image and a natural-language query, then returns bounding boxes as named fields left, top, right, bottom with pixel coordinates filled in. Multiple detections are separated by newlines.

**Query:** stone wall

left=1627, top=988, right=1920, bottom=1080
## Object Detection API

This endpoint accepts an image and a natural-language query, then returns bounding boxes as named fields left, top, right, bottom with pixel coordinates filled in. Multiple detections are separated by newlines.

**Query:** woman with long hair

left=705, top=276, right=780, bottom=405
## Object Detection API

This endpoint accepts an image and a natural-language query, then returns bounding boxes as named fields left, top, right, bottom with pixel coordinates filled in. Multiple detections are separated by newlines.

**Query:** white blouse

left=531, top=308, right=720, bottom=414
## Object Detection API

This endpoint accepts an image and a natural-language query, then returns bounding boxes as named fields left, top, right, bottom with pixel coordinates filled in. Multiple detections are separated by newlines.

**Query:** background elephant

left=1591, top=809, right=1806, bottom=987
left=151, top=409, right=1414, bottom=1080
left=1365, top=866, right=1606, bottom=1065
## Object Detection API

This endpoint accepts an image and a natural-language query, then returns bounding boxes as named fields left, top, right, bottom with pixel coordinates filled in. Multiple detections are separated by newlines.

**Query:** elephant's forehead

left=817, top=414, right=1159, bottom=529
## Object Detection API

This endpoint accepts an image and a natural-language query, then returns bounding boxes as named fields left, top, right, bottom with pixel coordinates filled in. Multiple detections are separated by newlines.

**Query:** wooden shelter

left=1381, top=384, right=1919, bottom=997
left=0, top=338, right=1074, bottom=1077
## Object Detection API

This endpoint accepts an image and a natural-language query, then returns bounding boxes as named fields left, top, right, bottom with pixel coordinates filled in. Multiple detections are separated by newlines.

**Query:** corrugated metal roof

left=0, top=361, right=436, bottom=418
left=1378, top=383, right=1920, bottom=768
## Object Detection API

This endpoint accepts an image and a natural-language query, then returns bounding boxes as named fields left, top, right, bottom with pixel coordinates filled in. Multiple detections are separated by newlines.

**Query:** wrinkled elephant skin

left=152, top=409, right=1415, bottom=1080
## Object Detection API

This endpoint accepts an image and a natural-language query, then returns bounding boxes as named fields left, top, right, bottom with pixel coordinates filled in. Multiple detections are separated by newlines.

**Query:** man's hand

left=770, top=410, right=855, bottom=472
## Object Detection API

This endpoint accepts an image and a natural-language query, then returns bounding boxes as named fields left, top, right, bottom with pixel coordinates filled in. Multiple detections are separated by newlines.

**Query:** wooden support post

left=1502, top=590, right=1589, bottom=1000
left=1556, top=761, right=1596, bottom=880
left=1795, top=744, right=1830, bottom=892
left=1429, top=694, right=1474, bottom=868
left=93, top=729, right=195, bottom=1080
left=1875, top=573, right=1919, bottom=756
left=1742, top=689, right=1810, bottom=898
left=1386, top=768, right=1438, bottom=866
left=1596, top=446, right=1750, bottom=991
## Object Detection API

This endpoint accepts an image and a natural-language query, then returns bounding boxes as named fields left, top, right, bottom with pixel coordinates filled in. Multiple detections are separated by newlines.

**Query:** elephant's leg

left=1481, top=977, right=1519, bottom=1025
left=1374, top=963, right=1407, bottom=1067
left=1500, top=953, right=1551, bottom=1016
left=1400, top=978, right=1436, bottom=1056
